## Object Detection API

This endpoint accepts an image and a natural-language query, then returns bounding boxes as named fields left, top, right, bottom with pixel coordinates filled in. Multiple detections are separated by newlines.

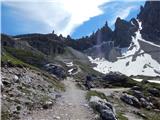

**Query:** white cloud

left=2, top=0, right=110, bottom=36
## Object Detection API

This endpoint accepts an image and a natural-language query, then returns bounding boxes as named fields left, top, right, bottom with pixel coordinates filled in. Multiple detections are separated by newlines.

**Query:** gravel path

left=23, top=77, right=95, bottom=120
left=91, top=88, right=130, bottom=96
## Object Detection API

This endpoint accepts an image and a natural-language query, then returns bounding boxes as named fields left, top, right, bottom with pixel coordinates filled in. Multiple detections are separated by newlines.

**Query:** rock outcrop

left=113, top=17, right=138, bottom=48
left=89, top=96, right=117, bottom=120
left=120, top=93, right=141, bottom=108
left=44, top=63, right=66, bottom=79
left=137, top=1, right=160, bottom=45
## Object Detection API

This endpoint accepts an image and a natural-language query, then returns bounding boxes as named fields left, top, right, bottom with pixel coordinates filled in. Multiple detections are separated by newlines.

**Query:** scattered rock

left=14, top=75, right=19, bottom=80
left=54, top=116, right=61, bottom=119
left=134, top=111, right=147, bottom=119
left=16, top=106, right=21, bottom=111
left=101, top=109, right=117, bottom=120
left=82, top=104, right=89, bottom=108
left=148, top=88, right=160, bottom=97
left=121, top=93, right=141, bottom=108
left=89, top=96, right=117, bottom=120
left=103, top=72, right=135, bottom=87
left=131, top=86, right=142, bottom=91
left=55, top=94, right=61, bottom=98
left=140, top=98, right=152, bottom=109
left=132, top=90, right=144, bottom=98
left=44, top=63, right=66, bottom=79
left=42, top=101, right=53, bottom=109
left=154, top=109, right=160, bottom=112
left=2, top=80, right=11, bottom=87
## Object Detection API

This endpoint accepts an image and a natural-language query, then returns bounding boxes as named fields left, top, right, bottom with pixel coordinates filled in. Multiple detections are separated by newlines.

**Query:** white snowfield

left=133, top=78, right=160, bottom=84
left=88, top=20, right=160, bottom=77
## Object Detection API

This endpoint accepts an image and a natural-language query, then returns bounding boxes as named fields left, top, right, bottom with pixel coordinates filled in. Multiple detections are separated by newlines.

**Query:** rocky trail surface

left=91, top=88, right=130, bottom=96
left=21, top=77, right=146, bottom=120
left=22, top=77, right=95, bottom=120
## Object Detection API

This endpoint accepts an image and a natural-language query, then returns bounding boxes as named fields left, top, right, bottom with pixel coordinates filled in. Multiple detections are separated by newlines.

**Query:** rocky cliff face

left=65, top=21, right=113, bottom=51
left=113, top=18, right=139, bottom=48
left=137, top=1, right=160, bottom=45
left=84, top=1, right=160, bottom=65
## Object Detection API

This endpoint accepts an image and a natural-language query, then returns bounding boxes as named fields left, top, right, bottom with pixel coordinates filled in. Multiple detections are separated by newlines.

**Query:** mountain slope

left=87, top=1, right=160, bottom=77
left=137, top=1, right=160, bottom=45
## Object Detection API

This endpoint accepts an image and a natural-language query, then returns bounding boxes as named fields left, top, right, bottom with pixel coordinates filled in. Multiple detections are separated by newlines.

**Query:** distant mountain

left=88, top=1, right=160, bottom=77
left=138, top=1, right=160, bottom=45
left=1, top=1, right=160, bottom=77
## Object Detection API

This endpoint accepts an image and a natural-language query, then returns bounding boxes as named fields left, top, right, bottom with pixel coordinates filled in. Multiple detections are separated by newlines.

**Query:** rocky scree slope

left=1, top=65, right=64, bottom=120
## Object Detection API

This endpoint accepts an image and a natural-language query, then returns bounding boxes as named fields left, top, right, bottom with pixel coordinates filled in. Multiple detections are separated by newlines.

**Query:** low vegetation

left=141, top=109, right=160, bottom=120
left=86, top=90, right=107, bottom=101
left=117, top=112, right=128, bottom=120
left=4, top=46, right=46, bottom=67
left=1, top=51, right=29, bottom=67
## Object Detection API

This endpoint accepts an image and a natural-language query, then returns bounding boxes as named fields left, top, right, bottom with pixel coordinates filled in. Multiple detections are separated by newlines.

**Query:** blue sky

left=1, top=0, right=145, bottom=39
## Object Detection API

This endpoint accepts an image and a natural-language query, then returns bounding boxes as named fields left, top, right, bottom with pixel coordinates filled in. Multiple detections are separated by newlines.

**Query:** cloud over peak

left=3, top=0, right=110, bottom=36
left=2, top=0, right=144, bottom=37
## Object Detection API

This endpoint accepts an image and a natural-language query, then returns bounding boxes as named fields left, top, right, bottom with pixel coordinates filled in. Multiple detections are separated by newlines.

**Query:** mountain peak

left=137, top=1, right=160, bottom=45
left=104, top=21, right=109, bottom=27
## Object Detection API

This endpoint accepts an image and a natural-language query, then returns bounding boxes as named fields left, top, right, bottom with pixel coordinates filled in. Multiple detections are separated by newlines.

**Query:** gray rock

left=140, top=98, right=152, bottom=109
left=101, top=109, right=117, bottom=120
left=132, top=90, right=144, bottom=99
left=121, top=93, right=141, bottom=108
left=89, top=96, right=117, bottom=120
left=44, top=63, right=66, bottom=79
left=2, top=80, right=11, bottom=87
left=148, top=88, right=160, bottom=97
left=42, top=101, right=53, bottom=109
left=131, top=86, right=142, bottom=91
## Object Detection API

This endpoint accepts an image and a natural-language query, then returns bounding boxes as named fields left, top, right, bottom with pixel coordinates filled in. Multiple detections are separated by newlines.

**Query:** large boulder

left=89, top=96, right=117, bottom=120
left=103, top=72, right=128, bottom=83
left=132, top=90, right=144, bottom=99
left=42, top=101, right=54, bottom=109
left=148, top=88, right=160, bottom=97
left=103, top=72, right=136, bottom=87
left=140, top=98, right=153, bottom=109
left=120, top=93, right=141, bottom=108
left=44, top=63, right=66, bottom=79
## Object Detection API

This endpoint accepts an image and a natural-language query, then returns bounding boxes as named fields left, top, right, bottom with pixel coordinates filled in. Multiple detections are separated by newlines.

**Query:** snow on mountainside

left=88, top=20, right=160, bottom=77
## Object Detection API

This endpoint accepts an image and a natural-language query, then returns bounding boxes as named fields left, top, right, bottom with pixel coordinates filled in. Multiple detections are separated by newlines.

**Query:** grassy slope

left=3, top=46, right=46, bottom=67
left=1, top=49, right=65, bottom=91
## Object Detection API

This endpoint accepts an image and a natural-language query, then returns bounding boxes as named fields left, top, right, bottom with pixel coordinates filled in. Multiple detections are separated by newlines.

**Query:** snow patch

left=120, top=20, right=143, bottom=57
left=132, top=78, right=160, bottom=84
left=65, top=62, right=73, bottom=67
left=89, top=53, right=160, bottom=77
left=132, top=78, right=143, bottom=82
left=68, top=68, right=74, bottom=75
left=148, top=80, right=160, bottom=84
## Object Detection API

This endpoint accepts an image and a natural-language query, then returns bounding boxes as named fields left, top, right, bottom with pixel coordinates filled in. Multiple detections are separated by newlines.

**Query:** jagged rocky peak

left=115, top=17, right=132, bottom=30
left=113, top=17, right=138, bottom=48
left=137, top=1, right=160, bottom=45
left=94, top=21, right=113, bottom=43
